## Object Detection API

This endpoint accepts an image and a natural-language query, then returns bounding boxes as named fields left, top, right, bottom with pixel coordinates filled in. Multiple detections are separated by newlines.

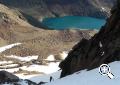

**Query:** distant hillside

left=0, top=0, right=116, bottom=20
left=0, top=3, right=32, bottom=46
left=0, top=4, right=31, bottom=26
left=0, top=3, right=97, bottom=60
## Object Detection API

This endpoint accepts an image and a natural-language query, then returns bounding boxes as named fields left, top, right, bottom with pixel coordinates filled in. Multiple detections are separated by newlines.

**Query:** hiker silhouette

left=50, top=76, right=54, bottom=82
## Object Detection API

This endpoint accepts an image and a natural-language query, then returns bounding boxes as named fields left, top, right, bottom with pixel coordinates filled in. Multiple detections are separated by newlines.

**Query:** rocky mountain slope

left=0, top=4, right=31, bottom=27
left=0, top=0, right=116, bottom=20
left=0, top=3, right=32, bottom=45
left=0, top=1, right=119, bottom=84
left=59, top=0, right=120, bottom=77
left=0, top=4, right=97, bottom=61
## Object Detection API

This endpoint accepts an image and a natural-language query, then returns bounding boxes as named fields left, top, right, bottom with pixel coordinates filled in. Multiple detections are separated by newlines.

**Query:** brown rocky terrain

left=59, top=0, right=120, bottom=77
left=0, top=4, right=31, bottom=26
left=0, top=4, right=97, bottom=61
left=2, top=28, right=96, bottom=60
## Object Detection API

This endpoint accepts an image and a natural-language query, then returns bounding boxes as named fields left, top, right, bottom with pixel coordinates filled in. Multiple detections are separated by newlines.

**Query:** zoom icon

left=99, top=64, right=114, bottom=79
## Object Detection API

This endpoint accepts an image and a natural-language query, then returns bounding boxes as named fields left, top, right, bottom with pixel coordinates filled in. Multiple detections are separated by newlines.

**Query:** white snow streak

left=6, top=55, right=38, bottom=62
left=0, top=43, right=21, bottom=53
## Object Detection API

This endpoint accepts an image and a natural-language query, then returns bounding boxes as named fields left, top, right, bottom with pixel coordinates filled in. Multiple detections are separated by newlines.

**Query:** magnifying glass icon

left=99, top=64, right=114, bottom=79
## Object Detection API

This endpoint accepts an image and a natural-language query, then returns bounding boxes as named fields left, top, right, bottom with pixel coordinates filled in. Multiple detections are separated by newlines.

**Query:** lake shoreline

left=41, top=16, right=106, bottom=30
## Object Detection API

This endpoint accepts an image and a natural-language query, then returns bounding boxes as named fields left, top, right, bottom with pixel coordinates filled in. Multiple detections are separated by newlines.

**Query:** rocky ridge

left=59, top=0, right=120, bottom=77
left=0, top=0, right=116, bottom=19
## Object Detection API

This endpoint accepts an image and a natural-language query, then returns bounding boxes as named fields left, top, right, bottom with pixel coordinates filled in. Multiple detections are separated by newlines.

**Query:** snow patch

left=59, top=51, right=68, bottom=60
left=1, top=61, right=120, bottom=85
left=6, top=55, right=38, bottom=62
left=29, top=71, right=61, bottom=84
left=101, top=51, right=105, bottom=56
left=99, top=41, right=103, bottom=47
left=0, top=43, right=22, bottom=53
left=101, top=7, right=106, bottom=12
left=45, top=61, right=120, bottom=85
left=0, top=61, right=13, bottom=65
left=45, top=55, right=55, bottom=61
left=0, top=68, right=19, bottom=73
left=20, top=62, right=60, bottom=74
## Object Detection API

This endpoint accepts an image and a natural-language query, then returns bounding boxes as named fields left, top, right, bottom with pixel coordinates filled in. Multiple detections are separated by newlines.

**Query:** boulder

left=0, top=70, right=19, bottom=83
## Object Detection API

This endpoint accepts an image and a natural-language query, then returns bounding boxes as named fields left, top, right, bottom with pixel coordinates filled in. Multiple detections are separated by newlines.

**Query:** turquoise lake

left=42, top=16, right=106, bottom=30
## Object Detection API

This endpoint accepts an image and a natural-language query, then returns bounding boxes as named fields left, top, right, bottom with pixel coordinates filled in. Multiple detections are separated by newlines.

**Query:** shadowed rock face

left=0, top=0, right=116, bottom=19
left=59, top=0, right=120, bottom=77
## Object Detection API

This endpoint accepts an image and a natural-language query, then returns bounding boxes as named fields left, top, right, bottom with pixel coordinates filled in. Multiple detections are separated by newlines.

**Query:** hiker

left=50, top=76, right=54, bottom=82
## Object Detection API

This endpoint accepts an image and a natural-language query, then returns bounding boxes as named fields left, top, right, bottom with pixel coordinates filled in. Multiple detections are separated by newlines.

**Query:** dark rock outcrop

left=0, top=70, right=19, bottom=83
left=0, top=71, right=38, bottom=85
left=59, top=0, right=120, bottom=77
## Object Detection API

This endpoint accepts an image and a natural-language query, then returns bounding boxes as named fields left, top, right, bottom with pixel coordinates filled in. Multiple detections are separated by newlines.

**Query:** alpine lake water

left=42, top=16, right=106, bottom=30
